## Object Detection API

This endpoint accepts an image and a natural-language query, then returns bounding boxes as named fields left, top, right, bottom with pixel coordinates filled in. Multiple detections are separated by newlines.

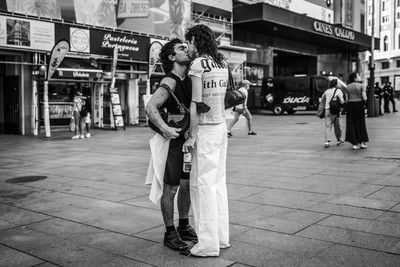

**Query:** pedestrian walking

left=322, top=79, right=345, bottom=148
left=182, top=24, right=230, bottom=257
left=145, top=38, right=197, bottom=252
left=386, top=82, right=398, bottom=112
left=227, top=79, right=257, bottom=137
left=345, top=72, right=369, bottom=150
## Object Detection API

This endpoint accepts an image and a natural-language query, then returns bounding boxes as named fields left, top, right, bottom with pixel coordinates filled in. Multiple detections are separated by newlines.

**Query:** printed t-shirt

left=188, top=56, right=228, bottom=124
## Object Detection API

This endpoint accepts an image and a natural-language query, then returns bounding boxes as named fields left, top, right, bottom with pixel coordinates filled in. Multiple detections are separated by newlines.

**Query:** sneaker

left=248, top=131, right=257, bottom=135
left=394, top=110, right=398, bottom=112
left=86, top=133, right=91, bottom=138
left=352, top=145, right=360, bottom=150
left=72, top=135, right=80, bottom=140
left=324, top=142, right=330, bottom=148
left=337, top=139, right=344, bottom=146
left=163, top=231, right=188, bottom=251
left=360, top=143, right=368, bottom=149
left=227, top=132, right=233, bottom=138
left=177, top=225, right=198, bottom=243
left=79, top=134, right=85, bottom=139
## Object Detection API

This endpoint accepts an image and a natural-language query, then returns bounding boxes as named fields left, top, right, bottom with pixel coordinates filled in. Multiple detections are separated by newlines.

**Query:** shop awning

left=53, top=58, right=102, bottom=79
left=233, top=3, right=379, bottom=54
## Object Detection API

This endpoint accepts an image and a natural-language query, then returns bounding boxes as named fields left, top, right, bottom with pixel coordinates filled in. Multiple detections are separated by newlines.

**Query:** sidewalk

left=1, top=110, right=400, bottom=266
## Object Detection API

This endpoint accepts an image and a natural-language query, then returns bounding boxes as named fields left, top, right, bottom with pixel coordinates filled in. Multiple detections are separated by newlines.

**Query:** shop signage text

left=91, top=30, right=149, bottom=61
left=313, top=21, right=355, bottom=40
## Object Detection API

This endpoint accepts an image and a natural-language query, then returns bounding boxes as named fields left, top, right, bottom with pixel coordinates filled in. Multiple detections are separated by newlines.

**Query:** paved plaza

left=1, top=108, right=400, bottom=266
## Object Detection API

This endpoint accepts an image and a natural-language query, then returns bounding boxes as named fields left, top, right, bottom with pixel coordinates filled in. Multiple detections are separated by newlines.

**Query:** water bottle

left=183, top=151, right=192, bottom=173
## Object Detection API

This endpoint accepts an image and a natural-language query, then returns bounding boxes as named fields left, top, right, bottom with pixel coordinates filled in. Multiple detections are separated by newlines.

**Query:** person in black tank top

left=145, top=39, right=197, bottom=252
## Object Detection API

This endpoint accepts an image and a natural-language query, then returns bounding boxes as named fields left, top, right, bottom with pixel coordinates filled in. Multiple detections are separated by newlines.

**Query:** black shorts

left=164, top=135, right=189, bottom=186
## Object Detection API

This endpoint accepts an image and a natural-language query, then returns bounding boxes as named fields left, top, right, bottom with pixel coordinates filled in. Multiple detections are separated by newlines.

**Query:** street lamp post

left=367, top=0, right=376, bottom=117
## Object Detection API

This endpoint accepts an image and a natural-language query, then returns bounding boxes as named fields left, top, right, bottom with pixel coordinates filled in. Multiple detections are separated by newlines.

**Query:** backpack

left=329, top=89, right=341, bottom=115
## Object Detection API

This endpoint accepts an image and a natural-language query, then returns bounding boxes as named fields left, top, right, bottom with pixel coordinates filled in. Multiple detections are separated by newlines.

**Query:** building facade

left=366, top=0, right=400, bottom=97
left=232, top=0, right=375, bottom=107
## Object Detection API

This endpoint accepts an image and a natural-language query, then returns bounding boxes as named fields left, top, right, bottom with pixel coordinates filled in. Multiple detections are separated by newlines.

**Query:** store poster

left=5, top=0, right=62, bottom=20
left=70, top=27, right=90, bottom=53
left=0, top=15, right=54, bottom=51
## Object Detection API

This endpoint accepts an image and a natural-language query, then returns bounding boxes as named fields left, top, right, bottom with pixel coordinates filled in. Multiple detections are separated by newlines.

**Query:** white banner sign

left=0, top=15, right=54, bottom=51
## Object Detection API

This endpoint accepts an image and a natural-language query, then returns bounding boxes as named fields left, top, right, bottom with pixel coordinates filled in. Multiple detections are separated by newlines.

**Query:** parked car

left=260, top=75, right=331, bottom=115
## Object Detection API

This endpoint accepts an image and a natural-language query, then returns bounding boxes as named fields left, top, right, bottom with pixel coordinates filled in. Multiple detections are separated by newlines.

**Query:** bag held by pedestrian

left=329, top=89, right=341, bottom=115
left=225, top=68, right=246, bottom=109
left=69, top=116, right=75, bottom=132
left=148, top=84, right=190, bottom=136
left=316, top=95, right=326, bottom=119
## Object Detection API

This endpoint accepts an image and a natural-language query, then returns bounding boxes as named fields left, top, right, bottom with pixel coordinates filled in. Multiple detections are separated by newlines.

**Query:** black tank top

left=161, top=72, right=192, bottom=113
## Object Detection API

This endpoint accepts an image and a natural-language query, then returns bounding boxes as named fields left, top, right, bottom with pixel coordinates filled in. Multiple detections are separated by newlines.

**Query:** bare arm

left=361, top=85, right=367, bottom=101
left=183, top=76, right=202, bottom=152
left=145, top=77, right=180, bottom=140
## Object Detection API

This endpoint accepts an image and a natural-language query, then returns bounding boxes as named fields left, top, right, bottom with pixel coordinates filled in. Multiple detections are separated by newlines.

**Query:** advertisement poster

left=5, top=0, right=61, bottom=20
left=0, top=15, right=54, bottom=51
left=117, top=0, right=191, bottom=39
left=74, top=0, right=117, bottom=28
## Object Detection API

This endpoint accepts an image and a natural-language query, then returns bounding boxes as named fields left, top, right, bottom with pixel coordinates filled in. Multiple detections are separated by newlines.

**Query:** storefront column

left=127, top=79, right=139, bottom=125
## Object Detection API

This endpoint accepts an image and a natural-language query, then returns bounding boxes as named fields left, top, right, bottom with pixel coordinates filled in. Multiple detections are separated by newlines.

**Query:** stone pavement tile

left=255, top=180, right=312, bottom=191
left=228, top=200, right=267, bottom=213
left=243, top=204, right=326, bottom=222
left=371, top=175, right=400, bottom=187
left=34, top=262, right=59, bottom=267
left=0, top=219, right=17, bottom=230
left=82, top=205, right=162, bottom=235
left=226, top=184, right=267, bottom=200
left=27, top=218, right=106, bottom=239
left=296, top=224, right=400, bottom=253
left=375, top=211, right=400, bottom=225
left=323, top=195, right=398, bottom=210
left=0, top=244, right=44, bottom=267
left=320, top=170, right=383, bottom=180
left=367, top=186, right=400, bottom=202
left=125, top=242, right=234, bottom=267
left=231, top=228, right=333, bottom=258
left=389, top=204, right=400, bottom=212
left=301, top=180, right=383, bottom=197
left=28, top=239, right=151, bottom=267
left=230, top=212, right=314, bottom=234
left=0, top=226, right=64, bottom=253
left=318, top=215, right=400, bottom=237
left=299, top=257, right=345, bottom=267
left=43, top=204, right=105, bottom=223
left=0, top=203, right=52, bottom=226
left=220, top=240, right=308, bottom=266
left=303, top=202, right=385, bottom=220
left=308, top=244, right=400, bottom=267
left=120, top=194, right=159, bottom=210
left=70, top=231, right=158, bottom=257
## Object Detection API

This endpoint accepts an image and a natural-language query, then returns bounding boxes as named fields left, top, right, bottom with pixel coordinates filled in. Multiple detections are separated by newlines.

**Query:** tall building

left=366, top=0, right=400, bottom=96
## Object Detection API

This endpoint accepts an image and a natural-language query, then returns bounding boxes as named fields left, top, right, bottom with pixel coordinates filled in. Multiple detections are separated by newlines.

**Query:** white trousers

left=190, top=123, right=230, bottom=256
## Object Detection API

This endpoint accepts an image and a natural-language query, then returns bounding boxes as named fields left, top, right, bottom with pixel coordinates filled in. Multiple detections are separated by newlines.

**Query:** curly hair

left=185, top=24, right=225, bottom=67
left=159, top=38, right=183, bottom=74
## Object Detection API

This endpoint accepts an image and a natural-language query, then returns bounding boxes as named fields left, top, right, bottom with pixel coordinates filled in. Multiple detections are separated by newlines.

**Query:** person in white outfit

left=182, top=24, right=230, bottom=257
left=322, top=79, right=345, bottom=148
left=227, top=79, right=257, bottom=137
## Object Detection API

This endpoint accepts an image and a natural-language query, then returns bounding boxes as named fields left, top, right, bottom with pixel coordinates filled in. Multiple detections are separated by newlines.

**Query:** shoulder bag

left=148, top=84, right=190, bottom=136
left=225, top=68, right=246, bottom=109
left=329, top=88, right=341, bottom=115
left=316, top=94, right=326, bottom=119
